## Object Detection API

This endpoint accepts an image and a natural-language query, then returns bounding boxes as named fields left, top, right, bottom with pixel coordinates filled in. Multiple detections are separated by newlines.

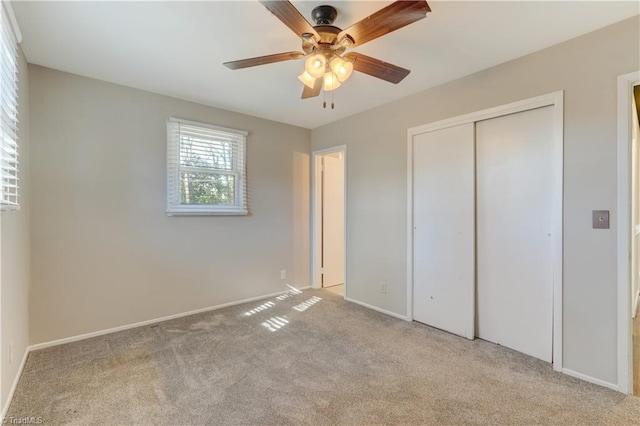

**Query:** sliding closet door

left=476, top=106, right=555, bottom=362
left=413, top=123, right=475, bottom=339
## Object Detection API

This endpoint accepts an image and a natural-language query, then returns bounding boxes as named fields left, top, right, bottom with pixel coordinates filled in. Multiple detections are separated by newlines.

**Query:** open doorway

left=618, top=70, right=640, bottom=395
left=312, top=146, right=346, bottom=297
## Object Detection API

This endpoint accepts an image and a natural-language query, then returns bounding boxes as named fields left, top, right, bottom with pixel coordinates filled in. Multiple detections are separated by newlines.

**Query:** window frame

left=166, top=117, right=248, bottom=216
left=0, top=0, right=21, bottom=212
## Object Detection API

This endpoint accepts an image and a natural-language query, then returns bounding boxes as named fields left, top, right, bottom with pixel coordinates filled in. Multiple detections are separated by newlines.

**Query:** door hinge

left=321, top=267, right=325, bottom=274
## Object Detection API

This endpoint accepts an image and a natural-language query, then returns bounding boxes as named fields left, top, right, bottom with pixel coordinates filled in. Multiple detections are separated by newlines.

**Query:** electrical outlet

left=9, top=341, right=13, bottom=364
left=280, top=270, right=287, bottom=280
left=381, top=282, right=387, bottom=294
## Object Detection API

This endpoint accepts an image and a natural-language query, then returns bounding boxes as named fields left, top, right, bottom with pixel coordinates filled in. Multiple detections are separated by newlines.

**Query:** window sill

left=166, top=209, right=248, bottom=217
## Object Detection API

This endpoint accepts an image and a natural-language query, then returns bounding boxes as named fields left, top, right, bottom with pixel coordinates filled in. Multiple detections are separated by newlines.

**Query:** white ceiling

left=12, top=1, right=640, bottom=129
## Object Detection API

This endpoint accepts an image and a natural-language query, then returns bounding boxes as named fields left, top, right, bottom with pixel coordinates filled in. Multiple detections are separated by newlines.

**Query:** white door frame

left=616, top=70, right=640, bottom=395
left=407, top=91, right=564, bottom=371
left=311, top=145, right=347, bottom=297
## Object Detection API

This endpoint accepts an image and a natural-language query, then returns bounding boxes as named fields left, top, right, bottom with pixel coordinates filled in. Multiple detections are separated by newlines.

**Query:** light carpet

left=6, top=288, right=640, bottom=425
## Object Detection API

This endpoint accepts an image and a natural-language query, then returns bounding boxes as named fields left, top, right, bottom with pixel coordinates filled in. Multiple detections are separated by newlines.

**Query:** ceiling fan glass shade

left=305, top=54, right=326, bottom=79
left=330, top=56, right=354, bottom=82
left=323, top=72, right=341, bottom=91
left=298, top=71, right=317, bottom=89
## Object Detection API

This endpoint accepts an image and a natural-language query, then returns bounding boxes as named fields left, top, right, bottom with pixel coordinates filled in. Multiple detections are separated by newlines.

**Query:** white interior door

left=476, top=106, right=555, bottom=362
left=322, top=154, right=345, bottom=287
left=413, top=123, right=475, bottom=339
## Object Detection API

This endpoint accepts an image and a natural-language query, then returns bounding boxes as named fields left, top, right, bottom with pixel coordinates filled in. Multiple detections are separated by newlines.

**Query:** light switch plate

left=592, top=210, right=610, bottom=229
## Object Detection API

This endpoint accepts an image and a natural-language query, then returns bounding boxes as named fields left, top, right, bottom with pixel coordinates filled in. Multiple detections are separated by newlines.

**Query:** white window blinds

left=167, top=118, right=248, bottom=216
left=0, top=0, right=19, bottom=211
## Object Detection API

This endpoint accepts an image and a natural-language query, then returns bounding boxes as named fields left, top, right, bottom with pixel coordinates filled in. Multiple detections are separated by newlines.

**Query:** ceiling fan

left=223, top=1, right=431, bottom=106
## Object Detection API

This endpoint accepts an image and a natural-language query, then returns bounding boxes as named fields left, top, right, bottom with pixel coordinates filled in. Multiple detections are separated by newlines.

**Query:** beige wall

left=311, top=16, right=640, bottom=385
left=1, top=48, right=30, bottom=409
left=28, top=65, right=311, bottom=344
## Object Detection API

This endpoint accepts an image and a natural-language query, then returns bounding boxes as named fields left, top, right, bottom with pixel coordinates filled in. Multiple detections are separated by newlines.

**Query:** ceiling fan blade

left=223, top=52, right=305, bottom=70
left=260, top=1, right=320, bottom=40
left=301, top=78, right=323, bottom=99
left=339, top=0, right=430, bottom=48
left=345, top=52, right=410, bottom=84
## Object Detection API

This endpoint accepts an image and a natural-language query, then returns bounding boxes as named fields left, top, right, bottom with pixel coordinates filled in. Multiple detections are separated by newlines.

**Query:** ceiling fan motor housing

left=311, top=5, right=338, bottom=25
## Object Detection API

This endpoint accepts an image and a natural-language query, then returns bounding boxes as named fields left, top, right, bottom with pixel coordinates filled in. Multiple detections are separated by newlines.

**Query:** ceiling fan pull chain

left=323, top=90, right=326, bottom=109
left=331, top=90, right=335, bottom=109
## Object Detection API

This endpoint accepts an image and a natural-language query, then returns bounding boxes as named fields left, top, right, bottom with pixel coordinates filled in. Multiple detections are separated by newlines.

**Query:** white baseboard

left=1, top=346, right=29, bottom=423
left=345, top=297, right=410, bottom=321
left=562, top=368, right=619, bottom=392
left=633, top=290, right=640, bottom=319
left=30, top=285, right=309, bottom=351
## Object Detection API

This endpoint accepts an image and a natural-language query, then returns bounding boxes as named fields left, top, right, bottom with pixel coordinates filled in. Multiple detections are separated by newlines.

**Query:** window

left=0, top=0, right=20, bottom=211
left=167, top=118, right=248, bottom=215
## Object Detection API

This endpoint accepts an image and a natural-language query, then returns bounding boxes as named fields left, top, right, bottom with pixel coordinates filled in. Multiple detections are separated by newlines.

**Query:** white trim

left=311, top=151, right=323, bottom=289
left=165, top=117, right=248, bottom=216
left=562, top=368, right=619, bottom=392
left=311, top=145, right=347, bottom=300
left=551, top=92, right=565, bottom=372
left=29, top=286, right=310, bottom=351
left=633, top=290, right=640, bottom=319
left=408, top=92, right=563, bottom=137
left=2, top=1, right=22, bottom=43
left=0, top=174, right=2, bottom=420
left=166, top=209, right=248, bottom=216
left=616, top=70, right=640, bottom=395
left=0, top=346, right=29, bottom=422
left=406, top=129, right=414, bottom=321
left=407, top=91, right=564, bottom=371
left=168, top=117, right=248, bottom=136
left=345, top=297, right=410, bottom=321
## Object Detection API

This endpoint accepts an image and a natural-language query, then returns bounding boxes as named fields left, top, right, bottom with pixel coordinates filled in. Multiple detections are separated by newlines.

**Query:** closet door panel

left=476, top=106, right=555, bottom=362
left=413, top=123, right=475, bottom=339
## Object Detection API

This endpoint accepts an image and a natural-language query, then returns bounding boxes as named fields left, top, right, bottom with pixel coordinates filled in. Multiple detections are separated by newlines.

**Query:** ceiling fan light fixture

left=298, top=71, right=317, bottom=89
left=305, top=54, right=326, bottom=79
left=224, top=1, right=430, bottom=104
left=337, top=34, right=355, bottom=49
left=323, top=72, right=341, bottom=92
left=330, top=56, right=354, bottom=82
